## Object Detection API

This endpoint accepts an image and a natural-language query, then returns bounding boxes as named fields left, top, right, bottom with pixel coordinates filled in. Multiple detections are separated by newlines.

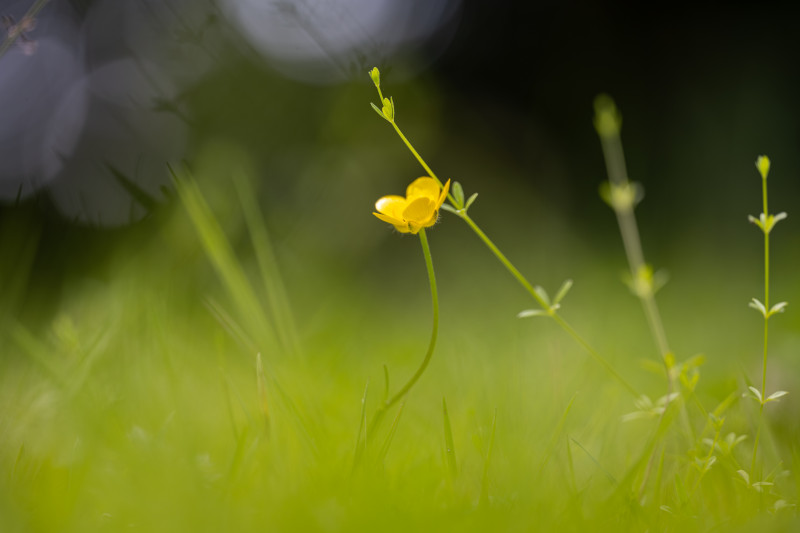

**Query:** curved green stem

left=371, top=228, right=439, bottom=433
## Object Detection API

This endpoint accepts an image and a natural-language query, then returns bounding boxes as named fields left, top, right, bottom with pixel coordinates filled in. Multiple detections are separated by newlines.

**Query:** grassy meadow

left=3, top=10, right=800, bottom=530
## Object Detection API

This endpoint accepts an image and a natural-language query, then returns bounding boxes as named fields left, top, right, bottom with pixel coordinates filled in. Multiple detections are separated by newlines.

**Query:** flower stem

left=385, top=118, right=637, bottom=397
left=371, top=228, right=439, bottom=433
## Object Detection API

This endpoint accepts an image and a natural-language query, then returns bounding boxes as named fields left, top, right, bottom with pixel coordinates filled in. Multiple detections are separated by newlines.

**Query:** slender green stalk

left=751, top=156, right=776, bottom=476
left=594, top=96, right=670, bottom=362
left=370, top=228, right=439, bottom=433
left=594, top=95, right=695, bottom=501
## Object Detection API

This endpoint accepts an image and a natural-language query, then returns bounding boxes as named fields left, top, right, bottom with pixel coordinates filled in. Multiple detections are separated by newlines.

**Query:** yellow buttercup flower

left=373, top=177, right=451, bottom=234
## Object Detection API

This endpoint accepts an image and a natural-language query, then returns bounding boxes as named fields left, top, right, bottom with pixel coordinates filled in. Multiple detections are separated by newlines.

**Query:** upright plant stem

left=751, top=170, right=771, bottom=476
left=594, top=97, right=696, bottom=499
left=384, top=118, right=637, bottom=397
left=370, top=228, right=439, bottom=433
left=597, top=123, right=671, bottom=362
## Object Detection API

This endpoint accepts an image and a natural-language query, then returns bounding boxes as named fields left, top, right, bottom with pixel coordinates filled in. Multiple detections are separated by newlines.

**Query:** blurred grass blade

left=0, top=209, right=40, bottom=331
left=233, top=170, right=301, bottom=359
left=480, top=408, right=497, bottom=505
left=571, top=437, right=617, bottom=485
left=106, top=163, right=160, bottom=213
left=227, top=425, right=250, bottom=486
left=8, top=321, right=66, bottom=389
left=378, top=402, right=405, bottom=464
left=256, top=353, right=271, bottom=436
left=352, top=380, right=369, bottom=469
left=205, top=298, right=258, bottom=354
left=539, top=393, right=577, bottom=475
left=383, top=364, right=390, bottom=403
left=443, top=397, right=457, bottom=480
left=172, top=168, right=278, bottom=353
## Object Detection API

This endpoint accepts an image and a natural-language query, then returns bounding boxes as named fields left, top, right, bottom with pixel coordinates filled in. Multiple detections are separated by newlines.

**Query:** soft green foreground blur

left=2, top=69, right=800, bottom=531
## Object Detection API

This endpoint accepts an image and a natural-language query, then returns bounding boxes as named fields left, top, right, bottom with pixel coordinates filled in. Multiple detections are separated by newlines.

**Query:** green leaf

left=440, top=203, right=459, bottom=214
left=553, top=279, right=573, bottom=305
left=533, top=286, right=550, bottom=306
left=748, top=386, right=762, bottom=403
left=748, top=214, right=765, bottom=232
left=517, top=308, right=554, bottom=318
left=370, top=102, right=386, bottom=119
left=749, top=298, right=767, bottom=317
left=768, top=301, right=788, bottom=316
left=766, top=390, right=789, bottom=402
left=451, top=181, right=465, bottom=207
left=737, top=469, right=750, bottom=485
left=465, top=192, right=479, bottom=210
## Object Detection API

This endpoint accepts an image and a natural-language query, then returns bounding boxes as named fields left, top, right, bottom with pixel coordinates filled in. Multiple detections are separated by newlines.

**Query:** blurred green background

left=2, top=0, right=800, bottom=530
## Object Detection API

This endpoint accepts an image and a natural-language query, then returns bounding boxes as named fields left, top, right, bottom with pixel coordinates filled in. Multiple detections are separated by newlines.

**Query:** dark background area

left=2, top=0, right=799, bottom=318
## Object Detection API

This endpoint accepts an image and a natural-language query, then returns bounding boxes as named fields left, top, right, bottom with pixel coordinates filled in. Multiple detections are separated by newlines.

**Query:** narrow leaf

left=553, top=279, right=574, bottom=305
left=533, top=286, right=550, bottom=306
left=451, top=181, right=465, bottom=207
left=766, top=390, right=789, bottom=401
left=370, top=102, right=386, bottom=119
left=749, top=298, right=767, bottom=317
left=768, top=302, right=788, bottom=316
left=377, top=402, right=405, bottom=463
left=748, top=386, right=762, bottom=402
left=465, top=192, right=479, bottom=210
left=736, top=469, right=750, bottom=485
left=517, top=309, right=549, bottom=318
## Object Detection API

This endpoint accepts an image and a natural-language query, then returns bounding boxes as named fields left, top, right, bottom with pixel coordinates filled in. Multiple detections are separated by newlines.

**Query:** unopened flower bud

left=756, top=155, right=770, bottom=180
left=369, top=67, right=381, bottom=88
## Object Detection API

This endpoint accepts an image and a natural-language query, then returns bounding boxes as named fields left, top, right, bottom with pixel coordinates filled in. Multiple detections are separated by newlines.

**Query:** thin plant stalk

left=749, top=156, right=784, bottom=476
left=370, top=228, right=439, bottom=433
left=594, top=97, right=699, bottom=503
left=594, top=96, right=671, bottom=368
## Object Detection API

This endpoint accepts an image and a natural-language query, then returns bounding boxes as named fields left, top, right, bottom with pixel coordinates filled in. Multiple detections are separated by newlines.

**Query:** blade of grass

left=352, top=380, right=369, bottom=470
left=7, top=321, right=67, bottom=389
left=539, top=393, right=577, bottom=475
left=232, top=169, right=301, bottom=359
left=106, top=163, right=160, bottom=213
left=479, top=408, right=497, bottom=505
left=443, top=397, right=457, bottom=481
left=570, top=436, right=617, bottom=486
left=256, top=353, right=271, bottom=436
left=172, top=168, right=278, bottom=354
left=377, top=402, right=405, bottom=465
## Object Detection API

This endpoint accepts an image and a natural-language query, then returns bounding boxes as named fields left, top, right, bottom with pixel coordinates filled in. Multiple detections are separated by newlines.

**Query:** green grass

left=2, top=117, right=799, bottom=532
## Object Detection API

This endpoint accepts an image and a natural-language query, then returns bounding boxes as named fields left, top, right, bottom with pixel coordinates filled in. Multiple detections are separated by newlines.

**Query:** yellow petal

left=375, top=195, right=407, bottom=218
left=436, top=179, right=451, bottom=209
left=406, top=177, right=440, bottom=202
left=373, top=211, right=400, bottom=224
left=421, top=210, right=439, bottom=228
left=402, top=196, right=435, bottom=224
